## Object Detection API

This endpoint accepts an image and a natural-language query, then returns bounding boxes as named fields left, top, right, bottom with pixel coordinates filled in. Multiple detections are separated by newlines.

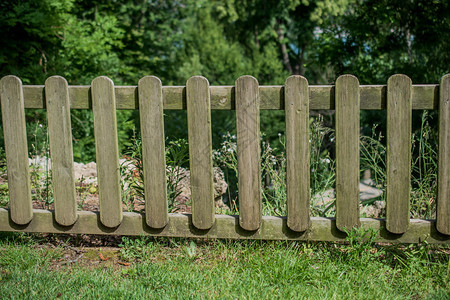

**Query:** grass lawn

left=0, top=231, right=448, bottom=299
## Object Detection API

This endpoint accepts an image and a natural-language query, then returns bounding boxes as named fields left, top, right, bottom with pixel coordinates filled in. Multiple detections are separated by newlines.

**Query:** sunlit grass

left=0, top=231, right=448, bottom=299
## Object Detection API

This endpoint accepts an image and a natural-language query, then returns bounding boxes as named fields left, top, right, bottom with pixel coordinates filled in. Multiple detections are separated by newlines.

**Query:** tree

left=315, top=0, right=450, bottom=84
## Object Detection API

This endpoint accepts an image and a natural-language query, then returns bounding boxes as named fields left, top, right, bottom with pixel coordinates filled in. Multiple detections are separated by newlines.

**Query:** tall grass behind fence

left=0, top=74, right=448, bottom=243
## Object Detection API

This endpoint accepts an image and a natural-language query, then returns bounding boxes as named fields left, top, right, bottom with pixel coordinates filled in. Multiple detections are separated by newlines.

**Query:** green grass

left=0, top=232, right=448, bottom=299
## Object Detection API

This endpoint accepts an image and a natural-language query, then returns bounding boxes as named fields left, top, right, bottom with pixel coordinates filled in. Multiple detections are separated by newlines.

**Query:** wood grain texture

left=21, top=85, right=439, bottom=110
left=0, top=76, right=32, bottom=225
left=91, top=76, right=122, bottom=228
left=186, top=76, right=215, bottom=230
left=45, top=76, right=77, bottom=226
left=236, top=76, right=261, bottom=231
left=437, top=74, right=450, bottom=235
left=0, top=209, right=448, bottom=243
left=285, top=76, right=310, bottom=232
left=335, top=75, right=360, bottom=232
left=138, top=76, right=168, bottom=228
left=386, top=74, right=412, bottom=234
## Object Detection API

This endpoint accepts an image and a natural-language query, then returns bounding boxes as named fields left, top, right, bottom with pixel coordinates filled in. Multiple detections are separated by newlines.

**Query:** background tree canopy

left=0, top=0, right=449, bottom=162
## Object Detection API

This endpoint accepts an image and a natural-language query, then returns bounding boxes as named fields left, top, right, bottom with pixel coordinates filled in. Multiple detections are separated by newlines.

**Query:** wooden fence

left=0, top=74, right=448, bottom=243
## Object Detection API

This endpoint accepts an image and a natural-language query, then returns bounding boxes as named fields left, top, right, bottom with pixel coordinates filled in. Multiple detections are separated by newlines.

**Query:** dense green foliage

left=0, top=0, right=448, bottom=162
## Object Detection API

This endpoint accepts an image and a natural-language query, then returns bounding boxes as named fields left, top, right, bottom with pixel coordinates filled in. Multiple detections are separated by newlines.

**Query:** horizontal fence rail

left=21, top=84, right=439, bottom=110
left=0, top=74, right=448, bottom=243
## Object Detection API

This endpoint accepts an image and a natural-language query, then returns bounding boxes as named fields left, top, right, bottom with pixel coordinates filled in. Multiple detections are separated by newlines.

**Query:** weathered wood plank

left=45, top=76, right=77, bottom=226
left=236, top=76, right=261, bottom=231
left=335, top=75, right=360, bottom=231
left=21, top=85, right=439, bottom=110
left=285, top=76, right=310, bottom=232
left=437, top=74, right=450, bottom=235
left=0, top=76, right=33, bottom=225
left=138, top=76, right=168, bottom=229
left=91, top=76, right=122, bottom=228
left=186, top=76, right=215, bottom=230
left=386, top=74, right=412, bottom=234
left=0, top=209, right=447, bottom=243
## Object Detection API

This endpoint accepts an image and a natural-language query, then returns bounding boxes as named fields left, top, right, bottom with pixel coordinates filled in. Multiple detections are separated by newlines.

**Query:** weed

left=309, top=115, right=335, bottom=196
left=120, top=134, right=190, bottom=213
left=343, top=227, right=380, bottom=263
left=410, top=111, right=438, bottom=219
left=185, top=241, right=197, bottom=260
left=29, top=122, right=54, bottom=209
left=165, top=138, right=190, bottom=210
left=119, top=236, right=156, bottom=262
left=261, top=136, right=287, bottom=216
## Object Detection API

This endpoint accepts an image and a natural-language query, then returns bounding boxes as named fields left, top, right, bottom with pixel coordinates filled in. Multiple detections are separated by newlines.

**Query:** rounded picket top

left=336, top=74, right=359, bottom=85
left=91, top=76, right=114, bottom=90
left=387, top=74, right=412, bottom=86
left=235, top=75, right=258, bottom=86
left=285, top=75, right=308, bottom=87
left=1, top=75, right=22, bottom=93
left=45, top=75, right=68, bottom=86
left=138, top=75, right=162, bottom=87
left=186, top=75, right=209, bottom=86
left=440, top=73, right=450, bottom=85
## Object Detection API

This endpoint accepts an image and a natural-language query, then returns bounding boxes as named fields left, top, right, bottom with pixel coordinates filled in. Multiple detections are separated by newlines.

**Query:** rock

left=312, top=181, right=384, bottom=217
left=73, top=161, right=98, bottom=185
left=359, top=182, right=383, bottom=200
left=173, top=166, right=229, bottom=209
left=360, top=200, right=386, bottom=218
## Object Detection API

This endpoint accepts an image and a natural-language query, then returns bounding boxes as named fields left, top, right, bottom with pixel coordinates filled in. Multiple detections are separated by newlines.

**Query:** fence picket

left=285, top=76, right=310, bottom=232
left=335, top=75, right=360, bottom=231
left=236, top=76, right=261, bottom=231
left=186, top=76, right=215, bottom=230
left=91, top=76, right=122, bottom=228
left=437, top=74, right=450, bottom=235
left=45, top=76, right=77, bottom=226
left=138, top=76, right=168, bottom=228
left=386, top=74, right=412, bottom=234
left=0, top=76, right=32, bottom=224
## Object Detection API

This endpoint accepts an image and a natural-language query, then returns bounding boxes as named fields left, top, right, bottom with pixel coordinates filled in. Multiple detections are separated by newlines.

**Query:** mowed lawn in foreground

left=0, top=232, right=448, bottom=299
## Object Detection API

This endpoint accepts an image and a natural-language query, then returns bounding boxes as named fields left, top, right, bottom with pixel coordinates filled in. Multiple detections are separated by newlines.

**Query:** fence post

left=91, top=76, right=122, bottom=228
left=0, top=76, right=32, bottom=225
left=187, top=76, right=215, bottom=230
left=335, top=75, right=360, bottom=231
left=236, top=75, right=261, bottom=231
left=285, top=75, right=310, bottom=232
left=437, top=74, right=450, bottom=235
left=45, top=76, right=77, bottom=226
left=386, top=74, right=412, bottom=234
left=138, top=76, right=168, bottom=228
